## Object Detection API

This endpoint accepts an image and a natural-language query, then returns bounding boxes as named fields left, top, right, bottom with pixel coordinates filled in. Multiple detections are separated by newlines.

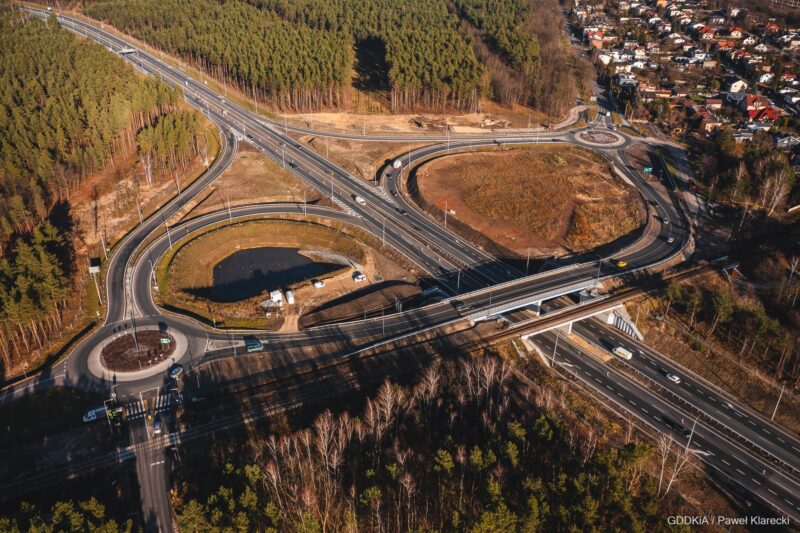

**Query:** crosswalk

left=124, top=392, right=176, bottom=420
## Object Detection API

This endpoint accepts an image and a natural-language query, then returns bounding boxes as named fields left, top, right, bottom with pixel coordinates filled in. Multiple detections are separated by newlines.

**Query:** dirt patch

left=412, top=146, right=644, bottom=258
left=100, top=331, right=175, bottom=372
left=283, top=101, right=558, bottom=135
left=186, top=143, right=324, bottom=219
left=71, top=118, right=219, bottom=256
left=297, top=135, right=426, bottom=182
left=159, top=218, right=420, bottom=330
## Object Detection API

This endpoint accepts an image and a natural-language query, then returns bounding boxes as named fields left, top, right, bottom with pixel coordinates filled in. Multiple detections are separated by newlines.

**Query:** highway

left=6, top=6, right=796, bottom=527
left=529, top=331, right=800, bottom=519
left=570, top=316, right=800, bottom=476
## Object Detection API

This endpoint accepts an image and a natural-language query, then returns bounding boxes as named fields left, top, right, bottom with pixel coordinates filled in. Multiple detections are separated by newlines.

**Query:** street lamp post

left=551, top=331, right=560, bottom=367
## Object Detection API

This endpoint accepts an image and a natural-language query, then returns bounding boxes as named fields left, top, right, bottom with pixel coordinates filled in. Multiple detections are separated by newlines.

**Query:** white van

left=612, top=346, right=633, bottom=360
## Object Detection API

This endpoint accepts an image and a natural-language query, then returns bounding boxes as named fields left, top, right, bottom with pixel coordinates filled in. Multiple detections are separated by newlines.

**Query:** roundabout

left=87, top=325, right=188, bottom=382
left=574, top=129, right=626, bottom=147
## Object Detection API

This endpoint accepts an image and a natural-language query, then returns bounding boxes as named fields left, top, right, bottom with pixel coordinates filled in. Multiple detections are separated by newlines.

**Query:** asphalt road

left=529, top=332, right=800, bottom=521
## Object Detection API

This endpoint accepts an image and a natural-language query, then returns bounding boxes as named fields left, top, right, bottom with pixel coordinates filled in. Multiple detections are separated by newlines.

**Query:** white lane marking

left=748, top=420, right=756, bottom=426
left=641, top=408, right=649, bottom=414
left=721, top=459, right=730, bottom=466
left=736, top=468, right=746, bottom=475
left=768, top=488, right=777, bottom=495
left=763, top=428, right=770, bottom=434
left=776, top=437, right=785, bottom=443
left=751, top=478, right=761, bottom=486
left=594, top=378, right=602, bottom=384
left=629, top=400, right=637, bottom=406
left=792, top=446, right=800, bottom=453
left=150, top=460, right=165, bottom=467
left=606, top=385, right=614, bottom=391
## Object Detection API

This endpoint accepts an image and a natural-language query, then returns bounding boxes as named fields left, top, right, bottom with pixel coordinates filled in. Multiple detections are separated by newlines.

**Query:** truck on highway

left=612, top=346, right=633, bottom=360
left=392, top=159, right=402, bottom=169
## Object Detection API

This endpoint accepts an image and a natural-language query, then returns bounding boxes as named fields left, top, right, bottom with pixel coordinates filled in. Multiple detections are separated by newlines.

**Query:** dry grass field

left=158, top=218, right=419, bottom=330
left=159, top=218, right=364, bottom=328
left=186, top=143, right=323, bottom=218
left=299, top=135, right=425, bottom=182
left=415, top=146, right=643, bottom=256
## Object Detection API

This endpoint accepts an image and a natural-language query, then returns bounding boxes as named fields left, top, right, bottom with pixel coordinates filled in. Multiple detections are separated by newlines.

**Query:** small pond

left=211, top=247, right=342, bottom=301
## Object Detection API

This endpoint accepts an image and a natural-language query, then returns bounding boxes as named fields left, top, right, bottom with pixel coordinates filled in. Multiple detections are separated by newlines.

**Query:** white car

left=353, top=272, right=367, bottom=282
left=667, top=237, right=675, bottom=244
left=312, top=280, right=325, bottom=289
left=169, top=364, right=184, bottom=379
left=353, top=195, right=367, bottom=206
left=666, top=373, right=682, bottom=384
left=82, top=407, right=106, bottom=423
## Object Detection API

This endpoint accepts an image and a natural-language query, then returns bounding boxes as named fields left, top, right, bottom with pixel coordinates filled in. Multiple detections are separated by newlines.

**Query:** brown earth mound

left=101, top=331, right=175, bottom=372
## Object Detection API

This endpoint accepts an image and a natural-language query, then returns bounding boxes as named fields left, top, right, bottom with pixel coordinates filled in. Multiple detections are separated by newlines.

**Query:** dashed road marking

left=768, top=488, right=777, bottom=495
left=721, top=459, right=730, bottom=466
left=736, top=468, right=746, bottom=475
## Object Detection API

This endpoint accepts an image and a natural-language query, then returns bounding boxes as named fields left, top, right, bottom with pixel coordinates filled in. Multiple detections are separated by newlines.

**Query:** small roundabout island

left=101, top=331, right=176, bottom=372
left=156, top=216, right=421, bottom=330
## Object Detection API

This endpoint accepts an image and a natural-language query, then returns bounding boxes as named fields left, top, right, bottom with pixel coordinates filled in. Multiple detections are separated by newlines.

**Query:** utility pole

left=281, top=143, right=286, bottom=168
left=456, top=268, right=461, bottom=293
left=99, top=232, right=108, bottom=260
left=382, top=217, right=386, bottom=246
left=164, top=222, right=173, bottom=249
left=551, top=330, right=560, bottom=367
left=227, top=194, right=232, bottom=220
left=526, top=248, right=531, bottom=275
left=444, top=200, right=448, bottom=229
left=771, top=385, right=785, bottom=421
left=684, top=417, right=698, bottom=453
left=303, top=190, right=307, bottom=215
left=130, top=308, right=140, bottom=353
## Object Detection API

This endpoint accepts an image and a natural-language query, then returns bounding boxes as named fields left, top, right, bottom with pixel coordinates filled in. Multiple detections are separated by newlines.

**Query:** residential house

left=727, top=79, right=748, bottom=93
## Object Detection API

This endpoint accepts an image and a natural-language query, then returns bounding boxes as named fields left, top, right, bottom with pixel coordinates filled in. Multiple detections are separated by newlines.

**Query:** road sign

left=160, top=338, right=171, bottom=344
left=644, top=167, right=653, bottom=173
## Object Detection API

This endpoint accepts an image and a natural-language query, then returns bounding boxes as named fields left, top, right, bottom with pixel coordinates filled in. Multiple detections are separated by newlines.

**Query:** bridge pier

left=528, top=301, right=542, bottom=316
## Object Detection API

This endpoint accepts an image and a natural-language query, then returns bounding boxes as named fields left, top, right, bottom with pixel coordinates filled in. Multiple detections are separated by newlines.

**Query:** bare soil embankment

left=411, top=146, right=644, bottom=259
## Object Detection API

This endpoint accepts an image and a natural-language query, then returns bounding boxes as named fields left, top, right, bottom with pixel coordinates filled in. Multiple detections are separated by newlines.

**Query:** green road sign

left=644, top=167, right=653, bottom=173
left=160, top=338, right=171, bottom=344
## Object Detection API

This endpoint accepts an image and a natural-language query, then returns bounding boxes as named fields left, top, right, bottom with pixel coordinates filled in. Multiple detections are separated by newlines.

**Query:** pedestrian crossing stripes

left=123, top=393, right=174, bottom=419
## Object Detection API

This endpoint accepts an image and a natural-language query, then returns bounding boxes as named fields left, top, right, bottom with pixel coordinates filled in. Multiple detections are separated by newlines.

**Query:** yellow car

left=616, top=260, right=628, bottom=268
